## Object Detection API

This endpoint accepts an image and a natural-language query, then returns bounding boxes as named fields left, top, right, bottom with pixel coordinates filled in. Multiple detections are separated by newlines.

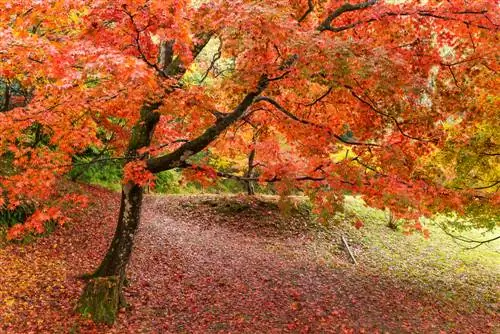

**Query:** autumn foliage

left=0, top=0, right=498, bottom=324
left=1, top=0, right=498, bottom=238
left=0, top=0, right=497, bottom=236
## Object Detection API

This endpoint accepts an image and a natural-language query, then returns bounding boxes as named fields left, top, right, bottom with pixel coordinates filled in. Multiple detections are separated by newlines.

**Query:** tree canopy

left=0, top=0, right=498, bottom=235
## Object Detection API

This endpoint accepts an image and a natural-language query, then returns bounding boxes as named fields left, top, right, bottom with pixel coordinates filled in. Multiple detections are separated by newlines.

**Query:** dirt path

left=118, top=196, right=496, bottom=333
left=0, top=191, right=497, bottom=333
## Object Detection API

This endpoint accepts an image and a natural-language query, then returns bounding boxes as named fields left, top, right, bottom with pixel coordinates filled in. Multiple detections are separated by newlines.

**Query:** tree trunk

left=245, top=149, right=256, bottom=196
left=77, top=104, right=160, bottom=324
left=77, top=183, right=143, bottom=323
left=246, top=177, right=255, bottom=196
left=77, top=276, right=121, bottom=325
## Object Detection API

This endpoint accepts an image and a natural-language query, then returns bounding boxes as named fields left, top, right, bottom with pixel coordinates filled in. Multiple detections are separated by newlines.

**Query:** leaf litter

left=0, top=188, right=497, bottom=333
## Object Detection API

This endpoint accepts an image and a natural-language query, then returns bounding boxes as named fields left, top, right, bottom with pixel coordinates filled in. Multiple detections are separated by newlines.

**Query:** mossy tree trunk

left=77, top=104, right=160, bottom=324
left=77, top=276, right=121, bottom=325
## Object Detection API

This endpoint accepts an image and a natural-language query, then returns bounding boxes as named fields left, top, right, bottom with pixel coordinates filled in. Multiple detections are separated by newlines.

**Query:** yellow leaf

left=4, top=297, right=15, bottom=307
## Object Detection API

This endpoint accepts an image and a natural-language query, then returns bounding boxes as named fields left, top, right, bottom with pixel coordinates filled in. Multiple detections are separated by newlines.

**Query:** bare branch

left=480, top=152, right=499, bottom=157
left=454, top=180, right=500, bottom=191
left=441, top=226, right=500, bottom=250
left=446, top=65, right=462, bottom=89
left=198, top=38, right=222, bottom=84
left=473, top=181, right=500, bottom=190
left=268, top=71, right=291, bottom=82
left=305, top=86, right=333, bottom=106
left=351, top=156, right=385, bottom=175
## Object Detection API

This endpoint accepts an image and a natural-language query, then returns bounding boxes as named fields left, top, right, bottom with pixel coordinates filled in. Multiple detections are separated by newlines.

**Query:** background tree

left=0, top=0, right=498, bottom=324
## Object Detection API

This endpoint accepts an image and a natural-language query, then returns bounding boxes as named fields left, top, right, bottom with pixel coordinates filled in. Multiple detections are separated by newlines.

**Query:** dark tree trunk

left=1, top=84, right=10, bottom=112
left=245, top=149, right=256, bottom=196
left=77, top=105, right=160, bottom=324
left=92, top=182, right=143, bottom=278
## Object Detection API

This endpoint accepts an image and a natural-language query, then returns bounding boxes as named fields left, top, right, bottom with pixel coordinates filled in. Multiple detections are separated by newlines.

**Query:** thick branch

left=158, top=40, right=175, bottom=73
left=164, top=32, right=214, bottom=78
left=146, top=76, right=270, bottom=173
left=318, top=3, right=497, bottom=33
left=318, top=0, right=377, bottom=31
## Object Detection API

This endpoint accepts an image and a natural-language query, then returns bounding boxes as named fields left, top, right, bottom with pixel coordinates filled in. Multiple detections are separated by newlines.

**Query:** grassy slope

left=316, top=196, right=499, bottom=311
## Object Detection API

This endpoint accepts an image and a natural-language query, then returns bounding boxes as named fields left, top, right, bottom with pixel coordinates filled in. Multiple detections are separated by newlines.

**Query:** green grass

left=313, top=196, right=499, bottom=309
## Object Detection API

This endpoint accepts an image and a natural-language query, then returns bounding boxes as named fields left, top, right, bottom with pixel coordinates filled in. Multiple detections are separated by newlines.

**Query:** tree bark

left=245, top=149, right=256, bottom=195
left=77, top=104, right=160, bottom=324
left=1, top=83, right=10, bottom=112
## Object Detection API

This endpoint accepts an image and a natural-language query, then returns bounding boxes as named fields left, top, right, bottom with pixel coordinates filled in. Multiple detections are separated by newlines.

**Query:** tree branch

left=122, top=6, right=214, bottom=81
left=298, top=0, right=314, bottom=23
left=318, top=0, right=377, bottom=32
left=454, top=180, right=500, bottom=191
left=480, top=152, right=499, bottom=157
left=344, top=85, right=438, bottom=143
left=254, top=96, right=380, bottom=147
left=305, top=86, right=333, bottom=106
left=146, top=76, right=270, bottom=173
left=158, top=40, right=175, bottom=73
left=185, top=163, right=326, bottom=183
left=198, top=38, right=222, bottom=84
left=318, top=4, right=497, bottom=33
left=441, top=227, right=500, bottom=250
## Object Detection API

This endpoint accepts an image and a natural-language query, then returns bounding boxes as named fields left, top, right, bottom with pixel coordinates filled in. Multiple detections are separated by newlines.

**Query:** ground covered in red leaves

left=0, top=187, right=497, bottom=333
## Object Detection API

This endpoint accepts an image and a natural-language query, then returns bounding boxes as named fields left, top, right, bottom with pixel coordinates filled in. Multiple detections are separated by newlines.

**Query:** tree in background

left=0, top=0, right=498, bottom=323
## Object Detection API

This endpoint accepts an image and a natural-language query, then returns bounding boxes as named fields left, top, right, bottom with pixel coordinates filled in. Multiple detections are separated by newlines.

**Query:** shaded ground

left=0, top=187, right=497, bottom=333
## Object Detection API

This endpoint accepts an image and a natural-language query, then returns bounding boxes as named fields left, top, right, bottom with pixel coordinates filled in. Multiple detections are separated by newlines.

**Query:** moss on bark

left=77, top=276, right=120, bottom=325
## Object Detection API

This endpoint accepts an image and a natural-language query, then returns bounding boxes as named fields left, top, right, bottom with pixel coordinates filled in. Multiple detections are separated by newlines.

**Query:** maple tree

left=0, top=0, right=498, bottom=324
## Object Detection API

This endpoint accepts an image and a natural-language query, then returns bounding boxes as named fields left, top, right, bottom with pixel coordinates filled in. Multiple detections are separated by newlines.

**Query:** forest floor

left=0, top=185, right=498, bottom=333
